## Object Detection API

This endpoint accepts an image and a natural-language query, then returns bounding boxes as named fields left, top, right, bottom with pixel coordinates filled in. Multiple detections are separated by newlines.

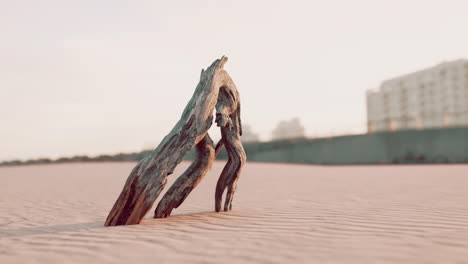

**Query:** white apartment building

left=367, top=59, right=468, bottom=132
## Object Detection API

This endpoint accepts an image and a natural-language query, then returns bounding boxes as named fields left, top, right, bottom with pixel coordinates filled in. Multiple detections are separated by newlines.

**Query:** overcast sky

left=1, top=0, right=467, bottom=160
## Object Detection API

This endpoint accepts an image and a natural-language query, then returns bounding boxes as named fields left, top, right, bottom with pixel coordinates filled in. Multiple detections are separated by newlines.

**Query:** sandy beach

left=0, top=161, right=467, bottom=263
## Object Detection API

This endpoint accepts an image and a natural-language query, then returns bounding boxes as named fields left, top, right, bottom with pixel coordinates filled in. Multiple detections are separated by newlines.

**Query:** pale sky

left=1, top=0, right=468, bottom=161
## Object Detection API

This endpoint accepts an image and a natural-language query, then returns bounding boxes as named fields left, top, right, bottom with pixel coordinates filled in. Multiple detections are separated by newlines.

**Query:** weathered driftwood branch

left=214, top=85, right=246, bottom=212
left=154, top=134, right=215, bottom=218
left=105, top=57, right=245, bottom=226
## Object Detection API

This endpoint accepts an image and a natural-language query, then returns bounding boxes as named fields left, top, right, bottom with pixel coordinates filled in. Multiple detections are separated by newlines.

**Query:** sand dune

left=1, top=162, right=467, bottom=263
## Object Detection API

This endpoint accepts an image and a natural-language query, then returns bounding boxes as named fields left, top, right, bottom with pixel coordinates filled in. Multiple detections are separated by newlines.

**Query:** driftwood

left=105, top=57, right=245, bottom=226
left=214, top=84, right=245, bottom=212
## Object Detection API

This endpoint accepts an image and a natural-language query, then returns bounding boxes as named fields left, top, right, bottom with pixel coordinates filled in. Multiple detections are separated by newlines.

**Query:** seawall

left=217, top=126, right=468, bottom=164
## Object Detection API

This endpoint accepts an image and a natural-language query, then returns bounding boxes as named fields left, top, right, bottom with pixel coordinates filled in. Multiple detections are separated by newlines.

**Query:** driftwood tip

left=219, top=56, right=228, bottom=68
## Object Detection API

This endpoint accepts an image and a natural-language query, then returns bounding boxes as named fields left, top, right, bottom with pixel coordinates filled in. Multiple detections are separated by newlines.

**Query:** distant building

left=367, top=59, right=468, bottom=132
left=241, top=124, right=260, bottom=143
left=272, top=118, right=305, bottom=140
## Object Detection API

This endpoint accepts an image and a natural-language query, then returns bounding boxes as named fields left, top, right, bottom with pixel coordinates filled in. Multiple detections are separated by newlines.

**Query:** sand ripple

left=1, top=162, right=467, bottom=263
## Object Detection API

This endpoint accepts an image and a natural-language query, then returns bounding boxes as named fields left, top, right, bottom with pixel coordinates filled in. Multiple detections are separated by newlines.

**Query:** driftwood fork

left=104, top=57, right=245, bottom=226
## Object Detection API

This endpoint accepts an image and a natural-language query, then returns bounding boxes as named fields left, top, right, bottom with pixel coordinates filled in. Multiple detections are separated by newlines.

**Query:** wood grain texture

left=104, top=56, right=245, bottom=226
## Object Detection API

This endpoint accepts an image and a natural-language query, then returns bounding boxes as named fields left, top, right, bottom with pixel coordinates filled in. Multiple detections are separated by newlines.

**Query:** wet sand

left=1, top=162, right=467, bottom=263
